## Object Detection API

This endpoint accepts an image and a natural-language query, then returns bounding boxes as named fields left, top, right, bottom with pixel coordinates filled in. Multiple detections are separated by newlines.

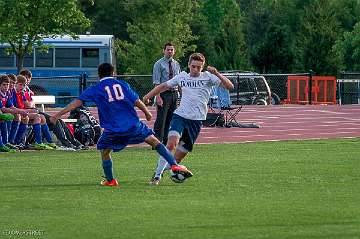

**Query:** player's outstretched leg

left=145, top=135, right=193, bottom=185
left=154, top=143, right=193, bottom=176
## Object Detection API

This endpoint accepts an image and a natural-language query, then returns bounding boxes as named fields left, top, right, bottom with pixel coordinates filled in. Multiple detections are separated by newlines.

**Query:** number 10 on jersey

left=105, top=84, right=124, bottom=102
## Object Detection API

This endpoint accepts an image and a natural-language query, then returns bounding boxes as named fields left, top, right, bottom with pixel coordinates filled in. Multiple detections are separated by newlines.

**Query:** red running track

left=47, top=104, right=360, bottom=144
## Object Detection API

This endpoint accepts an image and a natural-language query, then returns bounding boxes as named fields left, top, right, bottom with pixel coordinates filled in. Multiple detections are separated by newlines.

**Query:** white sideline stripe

left=203, top=131, right=359, bottom=139
left=196, top=136, right=359, bottom=145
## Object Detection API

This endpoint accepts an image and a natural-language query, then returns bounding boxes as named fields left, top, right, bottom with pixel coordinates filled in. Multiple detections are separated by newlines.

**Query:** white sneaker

left=56, top=146, right=76, bottom=151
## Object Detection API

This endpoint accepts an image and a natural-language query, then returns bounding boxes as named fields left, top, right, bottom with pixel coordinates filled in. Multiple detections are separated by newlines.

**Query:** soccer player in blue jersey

left=0, top=112, right=15, bottom=152
left=0, top=75, right=30, bottom=152
left=143, top=53, right=234, bottom=185
left=50, top=63, right=192, bottom=186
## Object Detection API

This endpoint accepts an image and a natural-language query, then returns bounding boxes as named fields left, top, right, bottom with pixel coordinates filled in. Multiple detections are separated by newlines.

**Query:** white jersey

left=166, top=71, right=221, bottom=120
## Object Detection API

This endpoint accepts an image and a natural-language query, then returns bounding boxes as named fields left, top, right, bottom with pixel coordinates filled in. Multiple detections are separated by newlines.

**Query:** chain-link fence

left=31, top=70, right=348, bottom=106
left=87, top=72, right=286, bottom=105
left=30, top=75, right=82, bottom=106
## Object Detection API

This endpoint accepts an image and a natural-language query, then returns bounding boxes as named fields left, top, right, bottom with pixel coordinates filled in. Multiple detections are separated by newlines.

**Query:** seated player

left=0, top=75, right=30, bottom=150
left=3, top=74, right=22, bottom=150
left=13, top=75, right=55, bottom=149
left=0, top=112, right=15, bottom=152
left=6, top=74, right=17, bottom=134
left=19, top=69, right=35, bottom=108
left=50, top=63, right=193, bottom=186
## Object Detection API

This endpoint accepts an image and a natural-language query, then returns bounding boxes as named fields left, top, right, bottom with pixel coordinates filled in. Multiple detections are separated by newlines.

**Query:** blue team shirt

left=79, top=77, right=140, bottom=133
left=0, top=91, right=14, bottom=108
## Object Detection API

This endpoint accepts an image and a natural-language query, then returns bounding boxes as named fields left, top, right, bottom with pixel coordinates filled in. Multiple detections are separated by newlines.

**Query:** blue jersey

left=79, top=77, right=140, bottom=133
left=0, top=91, right=14, bottom=108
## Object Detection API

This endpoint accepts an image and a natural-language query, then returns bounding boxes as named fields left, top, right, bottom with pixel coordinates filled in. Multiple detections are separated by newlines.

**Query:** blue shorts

left=97, top=121, right=154, bottom=152
left=168, top=114, right=202, bottom=152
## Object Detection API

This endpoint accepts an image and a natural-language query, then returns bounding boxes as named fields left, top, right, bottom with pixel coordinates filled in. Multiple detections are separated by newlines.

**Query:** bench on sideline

left=32, top=95, right=56, bottom=112
left=32, top=95, right=77, bottom=123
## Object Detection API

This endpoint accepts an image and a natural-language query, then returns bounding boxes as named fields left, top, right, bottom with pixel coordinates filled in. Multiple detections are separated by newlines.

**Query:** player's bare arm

left=151, top=83, right=163, bottom=107
left=135, top=99, right=152, bottom=121
left=143, top=83, right=171, bottom=105
left=207, top=66, right=234, bottom=90
left=25, top=100, right=35, bottom=109
left=50, top=99, right=83, bottom=124
left=25, top=108, right=39, bottom=114
left=2, top=106, right=28, bottom=116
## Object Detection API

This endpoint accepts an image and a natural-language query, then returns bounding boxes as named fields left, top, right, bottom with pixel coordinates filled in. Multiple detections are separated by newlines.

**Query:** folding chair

left=209, top=86, right=243, bottom=127
left=221, top=105, right=243, bottom=127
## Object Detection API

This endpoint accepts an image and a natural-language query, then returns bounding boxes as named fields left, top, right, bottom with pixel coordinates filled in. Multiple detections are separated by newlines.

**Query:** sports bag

left=69, top=106, right=102, bottom=146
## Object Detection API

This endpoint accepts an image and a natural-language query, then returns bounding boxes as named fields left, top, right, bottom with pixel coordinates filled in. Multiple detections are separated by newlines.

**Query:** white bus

left=0, top=35, right=116, bottom=99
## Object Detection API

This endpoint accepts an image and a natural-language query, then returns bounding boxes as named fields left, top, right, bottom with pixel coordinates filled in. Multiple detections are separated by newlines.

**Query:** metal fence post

left=79, top=73, right=87, bottom=95
left=83, top=73, right=87, bottom=92
left=308, top=70, right=313, bottom=104
left=236, top=73, right=240, bottom=105
left=79, top=74, right=83, bottom=95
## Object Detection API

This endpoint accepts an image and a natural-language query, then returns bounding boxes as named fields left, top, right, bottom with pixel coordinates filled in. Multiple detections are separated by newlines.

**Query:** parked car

left=223, top=72, right=281, bottom=105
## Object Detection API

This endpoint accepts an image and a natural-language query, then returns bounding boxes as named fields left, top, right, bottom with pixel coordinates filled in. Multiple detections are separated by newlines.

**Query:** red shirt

left=24, top=89, right=34, bottom=102
left=15, top=91, right=26, bottom=109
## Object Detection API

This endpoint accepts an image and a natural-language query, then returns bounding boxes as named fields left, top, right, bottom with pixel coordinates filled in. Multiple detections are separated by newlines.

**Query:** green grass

left=0, top=138, right=360, bottom=239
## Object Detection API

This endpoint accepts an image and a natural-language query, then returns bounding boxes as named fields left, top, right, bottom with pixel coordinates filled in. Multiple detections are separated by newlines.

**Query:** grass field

left=0, top=138, right=359, bottom=239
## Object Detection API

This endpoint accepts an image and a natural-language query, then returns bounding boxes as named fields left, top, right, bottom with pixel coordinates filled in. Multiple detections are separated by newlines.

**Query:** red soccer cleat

left=100, top=178, right=119, bottom=186
left=171, top=165, right=193, bottom=179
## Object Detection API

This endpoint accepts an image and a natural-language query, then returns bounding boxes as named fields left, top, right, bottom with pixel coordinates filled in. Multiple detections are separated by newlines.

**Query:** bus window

left=0, top=48, right=14, bottom=67
left=23, top=51, right=34, bottom=67
left=82, top=48, right=99, bottom=67
left=56, top=48, right=80, bottom=67
left=36, top=48, right=53, bottom=67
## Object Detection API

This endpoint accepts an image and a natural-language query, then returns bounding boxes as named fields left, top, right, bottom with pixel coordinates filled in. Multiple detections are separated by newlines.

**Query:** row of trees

left=81, top=0, right=360, bottom=75
left=1, top=0, right=359, bottom=75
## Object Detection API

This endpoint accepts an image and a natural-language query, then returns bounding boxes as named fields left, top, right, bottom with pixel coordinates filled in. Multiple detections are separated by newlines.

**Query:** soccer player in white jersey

left=143, top=53, right=234, bottom=185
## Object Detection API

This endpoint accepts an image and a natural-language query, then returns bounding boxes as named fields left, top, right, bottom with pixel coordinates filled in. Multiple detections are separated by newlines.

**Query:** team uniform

left=78, top=77, right=154, bottom=151
left=166, top=71, right=221, bottom=152
left=0, top=91, right=15, bottom=147
left=23, top=85, right=34, bottom=102
left=0, top=90, right=14, bottom=109
left=77, top=76, right=191, bottom=186
left=0, top=89, right=29, bottom=148
left=152, top=71, right=221, bottom=179
left=12, top=90, right=27, bottom=109
left=12, top=89, right=54, bottom=149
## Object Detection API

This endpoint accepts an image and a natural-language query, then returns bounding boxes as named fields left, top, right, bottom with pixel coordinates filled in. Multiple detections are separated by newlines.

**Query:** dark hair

left=0, top=74, right=10, bottom=84
left=98, top=63, right=114, bottom=78
left=19, top=69, right=32, bottom=79
left=7, top=74, right=17, bottom=83
left=163, top=42, right=174, bottom=50
left=188, top=53, right=206, bottom=65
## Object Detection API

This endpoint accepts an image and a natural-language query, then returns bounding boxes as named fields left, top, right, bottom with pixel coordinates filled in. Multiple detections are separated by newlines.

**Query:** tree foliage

left=80, top=0, right=360, bottom=74
left=297, top=0, right=342, bottom=74
left=78, top=0, right=130, bottom=40
left=0, top=0, right=90, bottom=72
left=2, top=0, right=360, bottom=75
left=334, top=21, right=360, bottom=71
left=243, top=0, right=302, bottom=73
left=115, top=0, right=197, bottom=74
left=193, top=0, right=249, bottom=71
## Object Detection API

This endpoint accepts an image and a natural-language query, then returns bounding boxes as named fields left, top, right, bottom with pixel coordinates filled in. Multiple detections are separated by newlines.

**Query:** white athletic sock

left=154, top=157, right=169, bottom=178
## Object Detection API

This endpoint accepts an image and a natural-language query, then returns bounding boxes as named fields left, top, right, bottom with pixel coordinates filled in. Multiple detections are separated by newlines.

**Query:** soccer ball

left=170, top=173, right=186, bottom=183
